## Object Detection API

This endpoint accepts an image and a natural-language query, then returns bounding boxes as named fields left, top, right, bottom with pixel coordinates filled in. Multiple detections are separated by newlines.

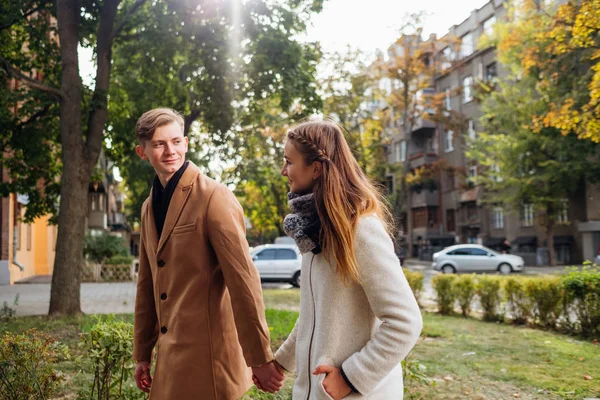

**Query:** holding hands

left=252, top=360, right=285, bottom=393
left=134, top=361, right=153, bottom=393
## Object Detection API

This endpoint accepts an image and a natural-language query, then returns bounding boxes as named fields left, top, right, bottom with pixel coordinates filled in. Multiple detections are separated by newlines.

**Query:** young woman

left=268, top=119, right=422, bottom=399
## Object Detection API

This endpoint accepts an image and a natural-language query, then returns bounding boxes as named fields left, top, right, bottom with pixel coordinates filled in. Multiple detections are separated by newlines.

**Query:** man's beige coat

left=133, top=162, right=273, bottom=400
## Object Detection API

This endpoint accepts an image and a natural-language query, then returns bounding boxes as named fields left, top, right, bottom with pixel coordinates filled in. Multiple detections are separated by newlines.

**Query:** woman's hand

left=313, top=365, right=352, bottom=400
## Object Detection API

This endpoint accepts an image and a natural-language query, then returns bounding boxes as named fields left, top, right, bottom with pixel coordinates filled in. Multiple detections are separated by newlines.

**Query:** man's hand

left=134, top=361, right=152, bottom=393
left=251, top=361, right=285, bottom=393
left=313, top=365, right=352, bottom=400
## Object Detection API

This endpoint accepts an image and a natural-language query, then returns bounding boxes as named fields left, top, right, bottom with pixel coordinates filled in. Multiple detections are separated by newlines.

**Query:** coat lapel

left=145, top=188, right=159, bottom=255
left=156, top=162, right=199, bottom=254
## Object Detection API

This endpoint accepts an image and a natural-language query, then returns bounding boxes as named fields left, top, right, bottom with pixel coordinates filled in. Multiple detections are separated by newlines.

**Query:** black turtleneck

left=152, top=161, right=189, bottom=237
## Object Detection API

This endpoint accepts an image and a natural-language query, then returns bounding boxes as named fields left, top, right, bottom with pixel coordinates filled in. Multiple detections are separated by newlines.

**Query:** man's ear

left=135, top=145, right=147, bottom=160
left=312, top=161, right=322, bottom=180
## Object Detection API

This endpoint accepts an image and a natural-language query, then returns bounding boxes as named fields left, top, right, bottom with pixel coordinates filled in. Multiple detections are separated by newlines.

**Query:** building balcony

left=88, top=210, right=107, bottom=230
left=409, top=152, right=438, bottom=169
left=411, top=190, right=439, bottom=207
left=411, top=114, right=436, bottom=135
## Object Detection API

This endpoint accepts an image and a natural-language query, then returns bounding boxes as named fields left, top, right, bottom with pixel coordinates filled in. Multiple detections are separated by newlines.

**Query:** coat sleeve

left=274, top=318, right=299, bottom=372
left=341, top=216, right=423, bottom=395
left=207, top=185, right=274, bottom=367
left=133, top=210, right=159, bottom=362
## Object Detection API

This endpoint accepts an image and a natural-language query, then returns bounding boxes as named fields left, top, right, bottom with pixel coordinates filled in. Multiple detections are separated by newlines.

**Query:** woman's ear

left=312, top=161, right=322, bottom=180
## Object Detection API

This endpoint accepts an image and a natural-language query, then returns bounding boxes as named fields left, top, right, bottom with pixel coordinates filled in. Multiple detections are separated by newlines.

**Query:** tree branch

left=0, top=0, right=52, bottom=31
left=15, top=105, right=52, bottom=129
left=111, top=0, right=147, bottom=40
left=0, top=55, right=64, bottom=99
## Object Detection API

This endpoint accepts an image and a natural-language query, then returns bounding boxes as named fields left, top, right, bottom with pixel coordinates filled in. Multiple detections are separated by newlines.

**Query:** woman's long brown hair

left=287, top=119, right=394, bottom=284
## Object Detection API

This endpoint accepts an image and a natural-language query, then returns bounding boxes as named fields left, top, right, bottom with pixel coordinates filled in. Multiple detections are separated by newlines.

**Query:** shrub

left=79, top=316, right=145, bottom=400
left=454, top=274, right=476, bottom=317
left=105, top=255, right=134, bottom=265
left=404, top=270, right=425, bottom=305
left=84, top=232, right=129, bottom=265
left=476, top=276, right=503, bottom=322
left=0, top=329, right=69, bottom=400
left=525, top=276, right=564, bottom=329
left=431, top=274, right=457, bottom=315
left=503, top=277, right=532, bottom=325
left=0, top=294, right=19, bottom=322
left=562, top=265, right=600, bottom=337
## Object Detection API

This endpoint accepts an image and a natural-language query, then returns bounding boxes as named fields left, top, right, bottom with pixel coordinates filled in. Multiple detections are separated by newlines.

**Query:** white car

left=432, top=244, right=525, bottom=274
left=251, top=244, right=302, bottom=287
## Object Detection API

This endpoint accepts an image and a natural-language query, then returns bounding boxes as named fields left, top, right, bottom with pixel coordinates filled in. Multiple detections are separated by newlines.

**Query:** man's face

left=136, top=122, right=188, bottom=183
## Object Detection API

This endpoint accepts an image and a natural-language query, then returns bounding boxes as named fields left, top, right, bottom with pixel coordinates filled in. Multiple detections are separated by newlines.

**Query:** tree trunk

left=546, top=221, right=556, bottom=267
left=49, top=0, right=85, bottom=315
left=49, top=0, right=123, bottom=315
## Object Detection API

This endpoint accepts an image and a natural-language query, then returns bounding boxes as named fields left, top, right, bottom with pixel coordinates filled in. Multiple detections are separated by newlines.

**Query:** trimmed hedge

left=404, top=270, right=425, bottom=306
left=428, top=265, right=600, bottom=337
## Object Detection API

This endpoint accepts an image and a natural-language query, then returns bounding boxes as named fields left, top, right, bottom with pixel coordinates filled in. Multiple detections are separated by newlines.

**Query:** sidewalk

left=0, top=282, right=137, bottom=316
left=402, top=258, right=575, bottom=276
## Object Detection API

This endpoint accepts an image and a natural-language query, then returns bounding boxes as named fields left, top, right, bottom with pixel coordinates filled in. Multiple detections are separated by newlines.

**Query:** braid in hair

left=287, top=130, right=330, bottom=163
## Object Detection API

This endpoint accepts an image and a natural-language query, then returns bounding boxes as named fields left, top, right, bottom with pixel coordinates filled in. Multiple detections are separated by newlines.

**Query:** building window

left=491, top=163, right=503, bottom=182
left=445, top=88, right=452, bottom=110
left=486, top=62, right=498, bottom=82
left=468, top=163, right=478, bottom=179
left=483, top=16, right=497, bottom=36
left=555, top=245, right=571, bottom=263
left=393, top=141, right=407, bottom=163
left=428, top=207, right=439, bottom=228
left=445, top=130, right=454, bottom=153
left=400, top=141, right=406, bottom=162
left=447, top=170, right=455, bottom=190
left=463, top=76, right=474, bottom=103
left=460, top=32, right=475, bottom=58
left=384, top=176, right=394, bottom=194
left=465, top=203, right=478, bottom=223
left=468, top=120, right=476, bottom=141
left=493, top=207, right=504, bottom=229
left=413, top=207, right=428, bottom=228
left=26, top=224, right=32, bottom=251
left=556, top=198, right=569, bottom=224
left=522, top=203, right=534, bottom=227
left=442, top=47, right=453, bottom=69
left=446, top=209, right=456, bottom=232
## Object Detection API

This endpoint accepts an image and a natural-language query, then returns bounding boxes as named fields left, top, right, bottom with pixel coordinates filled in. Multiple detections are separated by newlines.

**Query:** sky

left=304, top=0, right=488, bottom=56
left=80, top=0, right=490, bottom=85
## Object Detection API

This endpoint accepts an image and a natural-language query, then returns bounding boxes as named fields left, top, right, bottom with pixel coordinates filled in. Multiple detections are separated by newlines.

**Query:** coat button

left=157, top=260, right=165, bottom=268
left=161, top=326, right=167, bottom=334
left=160, top=293, right=167, bottom=301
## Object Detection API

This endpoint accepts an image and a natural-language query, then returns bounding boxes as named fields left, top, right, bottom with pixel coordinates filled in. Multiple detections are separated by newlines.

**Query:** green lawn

left=1, top=288, right=598, bottom=399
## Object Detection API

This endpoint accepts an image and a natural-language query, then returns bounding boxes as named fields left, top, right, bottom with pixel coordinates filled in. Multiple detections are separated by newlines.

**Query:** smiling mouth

left=163, top=159, right=179, bottom=163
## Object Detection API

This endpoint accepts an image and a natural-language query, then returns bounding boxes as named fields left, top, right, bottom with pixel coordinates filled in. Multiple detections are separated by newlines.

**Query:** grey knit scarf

left=283, top=192, right=322, bottom=254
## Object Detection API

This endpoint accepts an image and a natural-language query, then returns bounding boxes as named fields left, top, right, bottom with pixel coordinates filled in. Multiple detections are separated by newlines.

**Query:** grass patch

left=2, top=290, right=598, bottom=399
left=262, top=288, right=300, bottom=311
left=407, top=313, right=600, bottom=399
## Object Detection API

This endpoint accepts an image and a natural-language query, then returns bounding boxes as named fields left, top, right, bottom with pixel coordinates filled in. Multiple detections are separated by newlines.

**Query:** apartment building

left=385, top=0, right=600, bottom=264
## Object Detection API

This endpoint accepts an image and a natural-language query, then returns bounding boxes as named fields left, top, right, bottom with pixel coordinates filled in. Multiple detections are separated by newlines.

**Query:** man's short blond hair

left=135, top=108, right=184, bottom=144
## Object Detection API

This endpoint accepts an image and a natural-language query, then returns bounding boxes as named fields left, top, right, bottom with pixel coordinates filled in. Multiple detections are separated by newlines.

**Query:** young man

left=132, top=108, right=283, bottom=399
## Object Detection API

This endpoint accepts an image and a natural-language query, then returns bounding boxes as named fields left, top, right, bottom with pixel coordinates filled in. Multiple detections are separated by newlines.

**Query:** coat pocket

left=316, top=356, right=336, bottom=400
left=172, top=222, right=196, bottom=234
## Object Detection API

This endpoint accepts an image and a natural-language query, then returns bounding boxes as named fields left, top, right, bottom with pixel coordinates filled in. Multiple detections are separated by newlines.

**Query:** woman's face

left=281, top=140, right=319, bottom=194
